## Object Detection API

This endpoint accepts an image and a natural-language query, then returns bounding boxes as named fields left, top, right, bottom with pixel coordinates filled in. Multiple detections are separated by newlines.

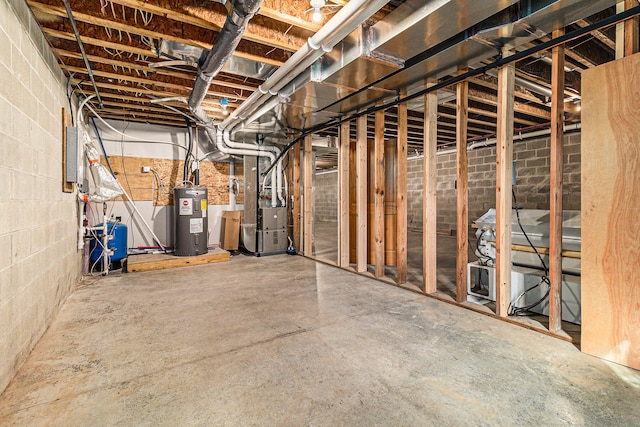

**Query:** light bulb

left=312, top=7, right=323, bottom=23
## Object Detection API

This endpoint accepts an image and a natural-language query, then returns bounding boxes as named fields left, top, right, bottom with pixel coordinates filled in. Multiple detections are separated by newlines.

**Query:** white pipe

left=222, top=130, right=285, bottom=207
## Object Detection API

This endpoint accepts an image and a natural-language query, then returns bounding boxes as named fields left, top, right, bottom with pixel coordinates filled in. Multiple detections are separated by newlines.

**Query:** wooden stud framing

left=396, top=93, right=408, bottom=284
left=495, top=63, right=515, bottom=317
left=374, top=105, right=386, bottom=278
left=293, top=143, right=301, bottom=252
left=304, top=136, right=314, bottom=256
left=455, top=80, right=469, bottom=303
left=625, top=0, right=640, bottom=56
left=356, top=115, right=368, bottom=272
left=339, top=121, right=351, bottom=268
left=424, top=87, right=438, bottom=294
left=549, top=29, right=565, bottom=333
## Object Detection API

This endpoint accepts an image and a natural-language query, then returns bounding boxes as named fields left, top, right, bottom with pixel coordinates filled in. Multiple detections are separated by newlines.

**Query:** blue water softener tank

left=89, top=221, right=128, bottom=262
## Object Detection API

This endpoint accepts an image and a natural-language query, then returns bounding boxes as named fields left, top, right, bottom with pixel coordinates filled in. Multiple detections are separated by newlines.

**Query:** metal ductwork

left=187, top=0, right=264, bottom=125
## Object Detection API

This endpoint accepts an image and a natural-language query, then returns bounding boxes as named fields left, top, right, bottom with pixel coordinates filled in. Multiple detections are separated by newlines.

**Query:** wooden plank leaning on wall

left=495, top=60, right=515, bottom=317
left=456, top=80, right=469, bottom=303
left=549, top=28, right=565, bottom=333
left=424, top=85, right=438, bottom=294
left=339, top=121, right=350, bottom=268
left=396, top=92, right=408, bottom=284
left=303, top=134, right=313, bottom=256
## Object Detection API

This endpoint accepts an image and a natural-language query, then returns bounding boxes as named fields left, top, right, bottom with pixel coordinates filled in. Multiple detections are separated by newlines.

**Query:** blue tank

left=89, top=222, right=128, bottom=262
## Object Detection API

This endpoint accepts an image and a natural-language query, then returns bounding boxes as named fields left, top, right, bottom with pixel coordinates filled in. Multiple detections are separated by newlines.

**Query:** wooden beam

left=456, top=80, right=469, bottom=303
left=625, top=0, right=640, bottom=56
left=495, top=62, right=515, bottom=317
left=54, top=48, right=256, bottom=93
left=65, top=64, right=246, bottom=100
left=356, top=115, right=368, bottom=273
left=338, top=121, right=350, bottom=268
left=374, top=105, right=385, bottom=278
left=396, top=92, right=408, bottom=284
left=424, top=87, right=438, bottom=294
left=30, top=0, right=302, bottom=53
left=303, top=135, right=313, bottom=256
left=549, top=29, right=565, bottom=333
left=293, top=143, right=301, bottom=252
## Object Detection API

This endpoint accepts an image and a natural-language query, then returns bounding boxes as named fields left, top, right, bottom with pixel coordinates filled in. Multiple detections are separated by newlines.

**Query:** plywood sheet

left=581, top=52, right=640, bottom=370
left=104, top=156, right=243, bottom=206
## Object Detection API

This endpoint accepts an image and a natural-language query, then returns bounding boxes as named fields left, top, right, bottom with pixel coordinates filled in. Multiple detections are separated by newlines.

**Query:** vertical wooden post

left=356, top=115, right=368, bottom=272
left=496, top=62, right=515, bottom=317
left=456, top=80, right=469, bottom=303
left=396, top=94, right=408, bottom=284
left=338, top=121, right=350, bottom=267
left=549, top=29, right=565, bottom=332
left=424, top=87, right=438, bottom=294
left=303, top=134, right=313, bottom=256
left=374, top=105, right=385, bottom=278
left=293, top=143, right=301, bottom=251
left=625, top=0, right=639, bottom=56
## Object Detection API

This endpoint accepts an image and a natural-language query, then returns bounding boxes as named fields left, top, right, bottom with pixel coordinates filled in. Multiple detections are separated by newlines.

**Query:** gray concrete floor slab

left=1, top=254, right=639, bottom=426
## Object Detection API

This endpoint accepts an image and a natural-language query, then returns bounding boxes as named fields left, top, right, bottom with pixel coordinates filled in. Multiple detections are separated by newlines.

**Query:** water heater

left=174, top=186, right=208, bottom=256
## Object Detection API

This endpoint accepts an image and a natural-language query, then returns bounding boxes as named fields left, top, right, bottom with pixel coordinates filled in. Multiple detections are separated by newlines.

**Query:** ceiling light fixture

left=310, top=0, right=326, bottom=23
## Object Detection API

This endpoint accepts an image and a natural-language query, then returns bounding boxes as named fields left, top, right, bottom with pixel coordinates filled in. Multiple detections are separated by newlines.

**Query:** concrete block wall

left=0, top=0, right=81, bottom=394
left=408, top=133, right=581, bottom=234
left=314, top=171, right=338, bottom=223
left=314, top=133, right=581, bottom=236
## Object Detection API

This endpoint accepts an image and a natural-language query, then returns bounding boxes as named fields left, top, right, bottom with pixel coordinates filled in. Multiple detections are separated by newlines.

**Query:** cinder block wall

left=314, top=171, right=338, bottom=222
left=314, top=133, right=581, bottom=235
left=0, top=0, right=81, bottom=394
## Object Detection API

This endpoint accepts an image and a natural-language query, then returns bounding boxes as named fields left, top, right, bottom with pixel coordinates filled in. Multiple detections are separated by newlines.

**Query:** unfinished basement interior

left=1, top=0, right=640, bottom=424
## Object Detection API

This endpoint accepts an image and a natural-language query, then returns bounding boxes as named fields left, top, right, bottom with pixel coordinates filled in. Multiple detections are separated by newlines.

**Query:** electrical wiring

left=150, top=168, right=171, bottom=195
left=508, top=189, right=552, bottom=317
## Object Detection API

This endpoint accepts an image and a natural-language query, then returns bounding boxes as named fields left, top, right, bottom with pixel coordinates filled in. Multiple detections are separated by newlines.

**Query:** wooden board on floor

left=124, top=248, right=230, bottom=273
left=582, top=52, right=640, bottom=370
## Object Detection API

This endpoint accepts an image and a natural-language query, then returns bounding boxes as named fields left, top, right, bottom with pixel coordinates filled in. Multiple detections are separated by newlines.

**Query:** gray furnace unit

left=174, top=186, right=208, bottom=256
left=242, top=156, right=287, bottom=255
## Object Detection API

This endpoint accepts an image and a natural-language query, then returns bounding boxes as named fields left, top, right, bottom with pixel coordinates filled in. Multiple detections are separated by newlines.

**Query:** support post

left=293, top=143, right=301, bottom=251
left=424, top=87, right=438, bottom=294
left=338, top=121, right=350, bottom=267
left=356, top=115, right=368, bottom=272
left=496, top=62, right=515, bottom=317
left=456, top=80, right=469, bottom=303
left=625, top=0, right=639, bottom=56
left=303, top=134, right=313, bottom=256
left=374, top=105, right=385, bottom=278
left=396, top=93, right=408, bottom=284
left=549, top=29, right=565, bottom=333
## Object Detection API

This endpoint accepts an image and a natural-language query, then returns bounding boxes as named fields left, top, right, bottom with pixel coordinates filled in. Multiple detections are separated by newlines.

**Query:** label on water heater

left=190, top=218, right=203, bottom=233
left=179, top=198, right=192, bottom=215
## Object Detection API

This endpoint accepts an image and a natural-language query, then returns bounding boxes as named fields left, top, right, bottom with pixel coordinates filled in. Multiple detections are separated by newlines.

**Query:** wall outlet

left=141, top=166, right=151, bottom=173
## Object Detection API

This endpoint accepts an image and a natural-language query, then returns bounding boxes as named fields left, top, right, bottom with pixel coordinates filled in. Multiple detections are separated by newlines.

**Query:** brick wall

left=0, top=0, right=82, bottom=394
left=314, top=133, right=581, bottom=235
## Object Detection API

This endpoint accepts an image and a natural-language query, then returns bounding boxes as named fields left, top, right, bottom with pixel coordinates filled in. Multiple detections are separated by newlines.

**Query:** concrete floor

left=1, top=254, right=640, bottom=425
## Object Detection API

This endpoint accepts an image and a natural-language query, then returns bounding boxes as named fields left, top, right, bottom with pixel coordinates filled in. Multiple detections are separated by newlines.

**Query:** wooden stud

left=303, top=135, right=313, bottom=256
left=424, top=86, right=438, bottom=294
left=356, top=115, right=368, bottom=273
left=338, top=121, right=351, bottom=268
left=495, top=62, right=515, bottom=317
left=625, top=0, right=640, bottom=56
left=293, top=143, right=301, bottom=252
left=549, top=29, right=565, bottom=333
left=396, top=93, right=408, bottom=284
left=456, top=80, right=469, bottom=303
left=374, top=105, right=385, bottom=278
left=61, top=108, right=74, bottom=193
